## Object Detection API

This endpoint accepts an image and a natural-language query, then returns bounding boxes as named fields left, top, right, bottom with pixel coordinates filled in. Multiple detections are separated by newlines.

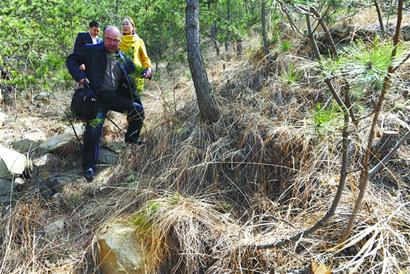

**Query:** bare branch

left=374, top=0, right=385, bottom=38
left=392, top=51, right=410, bottom=72
left=277, top=1, right=307, bottom=37
left=309, top=6, right=337, bottom=58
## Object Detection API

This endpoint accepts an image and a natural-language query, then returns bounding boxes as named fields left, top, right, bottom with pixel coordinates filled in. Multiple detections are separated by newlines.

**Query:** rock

left=104, top=142, right=127, bottom=154
left=44, top=219, right=65, bottom=237
left=0, top=178, right=13, bottom=196
left=34, top=91, right=52, bottom=102
left=32, top=153, right=60, bottom=168
left=97, top=223, right=147, bottom=274
left=14, top=177, right=25, bottom=185
left=0, top=145, right=28, bottom=179
left=99, top=148, right=119, bottom=165
left=0, top=111, right=7, bottom=126
left=401, top=25, right=410, bottom=41
left=64, top=123, right=84, bottom=136
left=38, top=133, right=74, bottom=155
left=11, top=131, right=47, bottom=154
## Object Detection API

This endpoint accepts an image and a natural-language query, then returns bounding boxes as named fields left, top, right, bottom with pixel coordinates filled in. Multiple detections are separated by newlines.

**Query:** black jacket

left=73, top=32, right=101, bottom=53
left=66, top=42, right=136, bottom=97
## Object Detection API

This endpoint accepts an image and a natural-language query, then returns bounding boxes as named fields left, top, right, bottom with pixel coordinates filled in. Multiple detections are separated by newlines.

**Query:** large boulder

left=0, top=145, right=29, bottom=179
left=97, top=223, right=147, bottom=274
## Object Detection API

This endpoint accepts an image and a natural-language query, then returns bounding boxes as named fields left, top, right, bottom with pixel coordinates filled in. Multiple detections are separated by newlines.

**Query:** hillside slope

left=1, top=17, right=410, bottom=274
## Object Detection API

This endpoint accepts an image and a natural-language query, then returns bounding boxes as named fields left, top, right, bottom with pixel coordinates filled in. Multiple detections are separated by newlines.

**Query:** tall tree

left=186, top=0, right=220, bottom=123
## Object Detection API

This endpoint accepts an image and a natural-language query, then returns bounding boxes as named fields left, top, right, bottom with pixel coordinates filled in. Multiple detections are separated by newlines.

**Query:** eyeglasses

left=105, top=37, right=120, bottom=43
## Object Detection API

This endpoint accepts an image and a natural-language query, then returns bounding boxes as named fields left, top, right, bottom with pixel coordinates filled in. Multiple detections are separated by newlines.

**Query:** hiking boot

left=84, top=168, right=95, bottom=182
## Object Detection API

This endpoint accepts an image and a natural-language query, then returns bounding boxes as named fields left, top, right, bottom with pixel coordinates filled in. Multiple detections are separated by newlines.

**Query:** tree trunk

left=207, top=0, right=220, bottom=56
left=261, top=0, right=269, bottom=55
left=186, top=0, right=220, bottom=123
left=225, top=0, right=231, bottom=52
left=211, top=24, right=220, bottom=56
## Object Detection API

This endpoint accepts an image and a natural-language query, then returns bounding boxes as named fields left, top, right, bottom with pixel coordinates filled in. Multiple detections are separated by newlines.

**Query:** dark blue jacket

left=66, top=42, right=136, bottom=96
left=73, top=32, right=102, bottom=53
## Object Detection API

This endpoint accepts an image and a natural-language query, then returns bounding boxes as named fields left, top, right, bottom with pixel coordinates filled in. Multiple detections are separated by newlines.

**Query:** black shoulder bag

left=71, top=82, right=97, bottom=120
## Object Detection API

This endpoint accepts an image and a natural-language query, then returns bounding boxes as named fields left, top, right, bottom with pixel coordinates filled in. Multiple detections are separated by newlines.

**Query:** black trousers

left=82, top=91, right=144, bottom=170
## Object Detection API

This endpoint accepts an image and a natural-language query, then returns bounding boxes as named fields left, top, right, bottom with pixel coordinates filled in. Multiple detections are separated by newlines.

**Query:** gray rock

left=14, top=177, right=25, bottom=185
left=64, top=123, right=84, bottom=136
left=0, top=145, right=28, bottom=179
left=11, top=131, right=47, bottom=154
left=401, top=25, right=410, bottom=41
left=32, top=153, right=60, bottom=168
left=98, top=148, right=119, bottom=165
left=38, top=133, right=74, bottom=155
left=104, top=142, right=126, bottom=154
left=0, top=178, right=13, bottom=196
left=34, top=91, right=53, bottom=102
left=44, top=219, right=65, bottom=237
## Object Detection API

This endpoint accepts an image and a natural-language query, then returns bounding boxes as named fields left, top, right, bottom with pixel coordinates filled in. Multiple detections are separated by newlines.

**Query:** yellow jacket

left=120, top=34, right=152, bottom=93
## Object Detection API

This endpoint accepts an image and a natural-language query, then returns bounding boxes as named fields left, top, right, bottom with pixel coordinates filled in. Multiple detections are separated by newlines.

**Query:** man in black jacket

left=66, top=26, right=144, bottom=182
left=73, top=20, right=101, bottom=53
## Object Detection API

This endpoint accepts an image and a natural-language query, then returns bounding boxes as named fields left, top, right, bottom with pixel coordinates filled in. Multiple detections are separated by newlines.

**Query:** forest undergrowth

left=1, top=15, right=410, bottom=274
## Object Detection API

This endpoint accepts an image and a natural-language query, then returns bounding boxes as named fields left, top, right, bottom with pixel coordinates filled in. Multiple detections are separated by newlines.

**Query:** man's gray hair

left=104, top=25, right=120, bottom=35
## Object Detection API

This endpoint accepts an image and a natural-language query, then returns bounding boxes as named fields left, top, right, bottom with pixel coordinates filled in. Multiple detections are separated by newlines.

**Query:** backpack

left=70, top=82, right=97, bottom=120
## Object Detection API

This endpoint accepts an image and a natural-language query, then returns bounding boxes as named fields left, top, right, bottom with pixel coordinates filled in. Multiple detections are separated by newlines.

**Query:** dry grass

left=1, top=18, right=410, bottom=274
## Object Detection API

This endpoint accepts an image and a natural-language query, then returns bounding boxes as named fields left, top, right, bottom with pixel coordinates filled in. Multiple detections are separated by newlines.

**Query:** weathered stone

left=97, top=223, right=147, bottom=274
left=0, top=178, right=13, bottom=196
left=14, top=177, right=25, bottom=185
left=34, top=91, right=52, bottom=102
left=64, top=123, right=84, bottom=136
left=104, top=142, right=127, bottom=154
left=44, top=219, right=65, bottom=237
left=38, top=133, right=74, bottom=155
left=32, top=153, right=60, bottom=168
left=0, top=111, right=7, bottom=126
left=99, top=148, right=119, bottom=165
left=11, top=131, right=47, bottom=154
left=0, top=145, right=28, bottom=179
left=401, top=25, right=410, bottom=41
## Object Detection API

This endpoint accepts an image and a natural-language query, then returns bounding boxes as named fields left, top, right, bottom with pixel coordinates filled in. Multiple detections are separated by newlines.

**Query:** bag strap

left=65, top=111, right=83, bottom=149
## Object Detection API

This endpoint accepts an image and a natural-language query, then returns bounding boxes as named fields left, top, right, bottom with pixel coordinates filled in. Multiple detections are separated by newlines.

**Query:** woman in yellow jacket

left=120, top=17, right=153, bottom=94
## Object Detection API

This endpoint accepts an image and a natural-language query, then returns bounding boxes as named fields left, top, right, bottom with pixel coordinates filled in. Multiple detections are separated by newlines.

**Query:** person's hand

left=79, top=78, right=89, bottom=86
left=142, top=68, right=152, bottom=79
left=79, top=64, right=86, bottom=71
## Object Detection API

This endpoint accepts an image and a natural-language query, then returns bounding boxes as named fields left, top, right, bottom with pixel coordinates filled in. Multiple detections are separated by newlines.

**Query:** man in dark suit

left=66, top=26, right=144, bottom=182
left=73, top=20, right=101, bottom=53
